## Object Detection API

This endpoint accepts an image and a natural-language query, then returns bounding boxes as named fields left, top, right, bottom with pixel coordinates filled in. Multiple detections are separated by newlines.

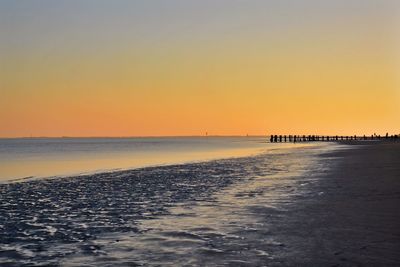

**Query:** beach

left=268, top=141, right=400, bottom=266
left=3, top=1, right=399, bottom=266
left=0, top=141, right=399, bottom=266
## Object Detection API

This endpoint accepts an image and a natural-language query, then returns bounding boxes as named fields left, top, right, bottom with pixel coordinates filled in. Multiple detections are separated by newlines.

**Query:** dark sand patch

left=267, top=142, right=400, bottom=266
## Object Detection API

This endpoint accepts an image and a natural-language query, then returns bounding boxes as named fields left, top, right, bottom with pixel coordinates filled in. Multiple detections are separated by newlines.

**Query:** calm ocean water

left=0, top=136, right=284, bottom=182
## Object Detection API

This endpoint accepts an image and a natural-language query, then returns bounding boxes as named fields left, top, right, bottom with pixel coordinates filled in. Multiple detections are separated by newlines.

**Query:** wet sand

left=0, top=143, right=330, bottom=266
left=1, top=142, right=399, bottom=266
left=268, top=141, right=400, bottom=266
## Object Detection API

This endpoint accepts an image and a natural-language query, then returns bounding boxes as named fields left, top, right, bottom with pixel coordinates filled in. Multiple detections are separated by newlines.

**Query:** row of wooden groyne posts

left=270, top=134, right=399, bottom=143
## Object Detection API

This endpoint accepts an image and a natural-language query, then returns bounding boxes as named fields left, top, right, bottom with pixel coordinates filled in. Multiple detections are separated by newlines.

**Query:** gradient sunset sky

left=1, top=0, right=399, bottom=137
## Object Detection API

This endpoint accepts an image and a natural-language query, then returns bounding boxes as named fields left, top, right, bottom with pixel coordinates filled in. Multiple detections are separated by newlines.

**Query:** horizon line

left=0, top=134, right=268, bottom=139
left=1, top=132, right=398, bottom=139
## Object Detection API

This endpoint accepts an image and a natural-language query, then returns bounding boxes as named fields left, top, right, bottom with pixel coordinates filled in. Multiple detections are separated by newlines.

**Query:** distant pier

left=269, top=134, right=399, bottom=143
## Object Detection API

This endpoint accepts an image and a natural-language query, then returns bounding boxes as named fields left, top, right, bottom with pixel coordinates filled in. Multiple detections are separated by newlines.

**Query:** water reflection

left=0, top=137, right=276, bottom=182
left=60, top=144, right=337, bottom=266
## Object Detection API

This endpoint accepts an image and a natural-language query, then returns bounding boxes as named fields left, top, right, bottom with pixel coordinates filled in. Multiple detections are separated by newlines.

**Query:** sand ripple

left=0, top=145, right=332, bottom=266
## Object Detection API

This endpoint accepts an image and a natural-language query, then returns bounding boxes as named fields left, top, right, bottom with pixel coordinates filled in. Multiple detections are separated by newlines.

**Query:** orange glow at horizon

left=1, top=1, right=399, bottom=137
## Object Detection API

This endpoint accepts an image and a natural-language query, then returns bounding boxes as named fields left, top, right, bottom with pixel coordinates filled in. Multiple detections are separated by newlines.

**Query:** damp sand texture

left=1, top=142, right=399, bottom=266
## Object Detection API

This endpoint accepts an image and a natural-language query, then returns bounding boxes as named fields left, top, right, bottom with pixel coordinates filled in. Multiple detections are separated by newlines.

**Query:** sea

left=0, top=136, right=287, bottom=183
left=0, top=137, right=340, bottom=266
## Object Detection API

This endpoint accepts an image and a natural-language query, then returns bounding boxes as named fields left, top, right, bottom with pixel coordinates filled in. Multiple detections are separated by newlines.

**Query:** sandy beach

left=267, top=141, right=400, bottom=266
left=0, top=141, right=399, bottom=266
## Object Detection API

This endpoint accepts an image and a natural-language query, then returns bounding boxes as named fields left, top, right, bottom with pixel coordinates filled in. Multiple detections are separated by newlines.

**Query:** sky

left=1, top=0, right=399, bottom=137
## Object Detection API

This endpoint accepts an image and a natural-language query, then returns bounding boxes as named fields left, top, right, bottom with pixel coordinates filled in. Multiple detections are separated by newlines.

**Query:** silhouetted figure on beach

left=270, top=135, right=274, bottom=143
left=284, top=135, right=287, bottom=142
left=294, top=135, right=297, bottom=143
left=274, top=135, right=278, bottom=142
left=327, top=136, right=330, bottom=141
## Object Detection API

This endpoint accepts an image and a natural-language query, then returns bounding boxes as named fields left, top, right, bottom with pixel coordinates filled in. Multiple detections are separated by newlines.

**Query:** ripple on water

left=0, top=144, right=332, bottom=266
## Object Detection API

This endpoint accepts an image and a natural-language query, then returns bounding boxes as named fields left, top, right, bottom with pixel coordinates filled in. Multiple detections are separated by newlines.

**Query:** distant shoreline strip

left=269, top=134, right=399, bottom=143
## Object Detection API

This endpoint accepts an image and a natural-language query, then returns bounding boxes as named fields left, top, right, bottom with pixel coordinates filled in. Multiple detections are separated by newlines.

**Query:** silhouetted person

left=274, top=135, right=278, bottom=142
left=294, top=135, right=297, bottom=143
left=270, top=135, right=274, bottom=142
left=386, top=132, right=389, bottom=139
left=284, top=135, right=287, bottom=142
